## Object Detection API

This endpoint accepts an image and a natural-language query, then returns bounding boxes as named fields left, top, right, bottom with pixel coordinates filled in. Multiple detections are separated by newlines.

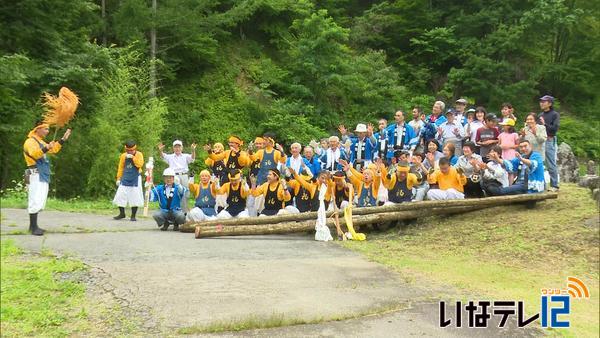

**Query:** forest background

left=1, top=0, right=598, bottom=199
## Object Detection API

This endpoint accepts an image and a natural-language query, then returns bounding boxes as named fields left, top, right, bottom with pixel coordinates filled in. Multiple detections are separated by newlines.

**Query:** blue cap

left=539, top=95, right=554, bottom=102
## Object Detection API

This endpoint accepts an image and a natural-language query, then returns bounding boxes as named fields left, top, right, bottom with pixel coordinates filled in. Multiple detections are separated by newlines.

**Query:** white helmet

left=163, top=168, right=176, bottom=177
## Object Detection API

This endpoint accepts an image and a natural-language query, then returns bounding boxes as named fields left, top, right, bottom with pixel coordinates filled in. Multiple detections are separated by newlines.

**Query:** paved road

left=1, top=208, right=540, bottom=337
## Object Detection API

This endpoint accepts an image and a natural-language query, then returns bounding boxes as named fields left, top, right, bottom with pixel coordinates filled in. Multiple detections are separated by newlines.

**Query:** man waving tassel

left=113, top=140, right=145, bottom=221
left=23, top=122, right=72, bottom=235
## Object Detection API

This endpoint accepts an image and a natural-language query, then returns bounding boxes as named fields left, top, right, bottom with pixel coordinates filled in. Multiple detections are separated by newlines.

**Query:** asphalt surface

left=1, top=208, right=540, bottom=337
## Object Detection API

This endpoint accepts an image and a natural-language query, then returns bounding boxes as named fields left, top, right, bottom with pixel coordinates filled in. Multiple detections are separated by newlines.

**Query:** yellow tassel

left=343, top=204, right=366, bottom=241
left=42, top=87, right=79, bottom=128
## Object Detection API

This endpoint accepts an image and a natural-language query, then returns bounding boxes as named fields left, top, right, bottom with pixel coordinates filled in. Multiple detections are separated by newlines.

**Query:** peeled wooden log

left=193, top=204, right=495, bottom=238
left=180, top=192, right=557, bottom=233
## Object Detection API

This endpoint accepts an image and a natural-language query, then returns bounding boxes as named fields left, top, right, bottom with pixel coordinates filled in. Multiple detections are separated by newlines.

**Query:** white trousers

left=113, top=177, right=144, bottom=207
left=28, top=173, right=49, bottom=214
left=426, top=188, right=465, bottom=200
left=174, top=174, right=190, bottom=212
left=217, top=209, right=250, bottom=219
left=187, top=207, right=217, bottom=222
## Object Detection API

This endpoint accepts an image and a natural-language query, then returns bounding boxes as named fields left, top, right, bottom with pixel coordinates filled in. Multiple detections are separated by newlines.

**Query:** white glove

left=116, top=180, right=121, bottom=187
left=126, top=153, right=134, bottom=159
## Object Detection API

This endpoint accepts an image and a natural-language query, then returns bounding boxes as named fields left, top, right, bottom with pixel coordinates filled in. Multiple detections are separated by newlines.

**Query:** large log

left=194, top=204, right=503, bottom=238
left=180, top=192, right=557, bottom=233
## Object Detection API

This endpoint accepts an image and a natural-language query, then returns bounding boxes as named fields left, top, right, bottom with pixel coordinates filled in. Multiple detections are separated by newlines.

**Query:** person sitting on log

left=380, top=159, right=419, bottom=205
left=250, top=168, right=292, bottom=216
left=250, top=136, right=287, bottom=185
left=204, top=136, right=251, bottom=184
left=485, top=139, right=545, bottom=195
left=329, top=171, right=353, bottom=211
left=113, top=140, right=145, bottom=221
left=480, top=145, right=510, bottom=196
left=426, top=157, right=467, bottom=200
left=454, top=141, right=485, bottom=198
left=340, top=159, right=381, bottom=207
left=150, top=168, right=187, bottom=231
left=204, top=143, right=227, bottom=185
left=187, top=170, right=218, bottom=221
left=215, top=169, right=250, bottom=219
left=287, top=166, right=332, bottom=212
left=410, top=152, right=430, bottom=201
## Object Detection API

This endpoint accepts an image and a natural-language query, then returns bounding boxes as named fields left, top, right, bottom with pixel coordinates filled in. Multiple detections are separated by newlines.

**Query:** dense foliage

left=1, top=0, right=598, bottom=198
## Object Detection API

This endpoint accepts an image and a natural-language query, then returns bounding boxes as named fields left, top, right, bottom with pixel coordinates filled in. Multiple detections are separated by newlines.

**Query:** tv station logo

left=439, top=276, right=590, bottom=329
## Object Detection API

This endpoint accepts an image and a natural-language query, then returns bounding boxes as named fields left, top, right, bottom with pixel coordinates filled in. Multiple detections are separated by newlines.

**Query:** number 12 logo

left=541, top=295, right=570, bottom=328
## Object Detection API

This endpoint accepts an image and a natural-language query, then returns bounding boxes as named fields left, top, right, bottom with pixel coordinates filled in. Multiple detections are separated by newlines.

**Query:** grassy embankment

left=342, top=183, right=599, bottom=337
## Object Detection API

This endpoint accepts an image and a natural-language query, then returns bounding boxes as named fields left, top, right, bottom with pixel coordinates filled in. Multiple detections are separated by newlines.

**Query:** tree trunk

left=149, top=0, right=157, bottom=97
left=180, top=192, right=557, bottom=232
left=101, top=0, right=107, bottom=46
left=193, top=205, right=490, bottom=238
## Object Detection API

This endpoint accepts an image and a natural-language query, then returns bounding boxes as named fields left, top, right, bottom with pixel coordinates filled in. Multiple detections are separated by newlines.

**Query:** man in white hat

left=339, top=123, right=377, bottom=171
left=158, top=139, right=196, bottom=212
left=150, top=168, right=187, bottom=231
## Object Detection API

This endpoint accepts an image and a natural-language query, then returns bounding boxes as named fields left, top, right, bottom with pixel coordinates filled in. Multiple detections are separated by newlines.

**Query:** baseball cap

left=499, top=118, right=516, bottom=127
left=455, top=98, right=468, bottom=105
left=539, top=95, right=554, bottom=102
left=173, top=140, right=183, bottom=146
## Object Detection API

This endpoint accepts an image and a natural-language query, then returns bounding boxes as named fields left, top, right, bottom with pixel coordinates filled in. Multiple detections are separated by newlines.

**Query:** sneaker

left=549, top=187, right=559, bottom=192
left=172, top=224, right=179, bottom=231
left=160, top=223, right=169, bottom=231
left=130, top=217, right=137, bottom=222
left=113, top=214, right=126, bottom=220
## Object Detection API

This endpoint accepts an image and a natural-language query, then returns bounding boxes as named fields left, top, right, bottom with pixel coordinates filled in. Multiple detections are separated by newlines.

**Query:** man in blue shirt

left=150, top=168, right=187, bottom=231
left=386, top=110, right=418, bottom=160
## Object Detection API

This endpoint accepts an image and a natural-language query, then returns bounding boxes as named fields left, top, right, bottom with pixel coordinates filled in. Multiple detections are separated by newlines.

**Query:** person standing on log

left=250, top=136, right=287, bottom=185
left=204, top=143, right=227, bottom=185
left=379, top=160, right=419, bottom=205
left=150, top=168, right=186, bottom=231
left=538, top=95, right=560, bottom=192
left=158, top=140, right=196, bottom=213
left=303, top=145, right=321, bottom=177
left=113, top=140, right=145, bottom=221
left=215, top=169, right=250, bottom=219
left=204, top=136, right=250, bottom=184
left=426, top=157, right=467, bottom=200
left=455, top=141, right=485, bottom=198
left=187, top=170, right=218, bottom=221
left=340, top=159, right=380, bottom=207
left=23, top=122, right=72, bottom=235
left=250, top=168, right=291, bottom=216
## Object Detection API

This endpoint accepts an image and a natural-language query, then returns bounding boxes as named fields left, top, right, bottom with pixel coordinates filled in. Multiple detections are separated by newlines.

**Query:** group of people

left=22, top=95, right=560, bottom=235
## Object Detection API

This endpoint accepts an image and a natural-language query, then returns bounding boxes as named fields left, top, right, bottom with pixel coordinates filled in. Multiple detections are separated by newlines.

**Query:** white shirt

left=289, top=155, right=303, bottom=174
left=468, top=120, right=484, bottom=141
left=484, top=161, right=509, bottom=187
left=162, top=153, right=193, bottom=174
left=437, top=121, right=466, bottom=142
left=408, top=119, right=424, bottom=136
